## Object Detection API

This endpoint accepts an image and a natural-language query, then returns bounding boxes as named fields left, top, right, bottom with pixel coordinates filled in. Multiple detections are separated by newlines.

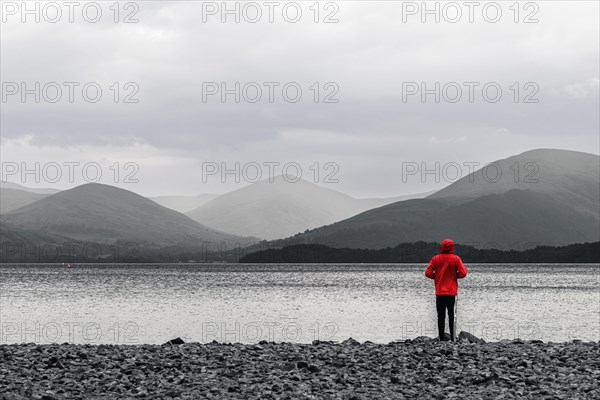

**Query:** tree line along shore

left=239, top=241, right=600, bottom=264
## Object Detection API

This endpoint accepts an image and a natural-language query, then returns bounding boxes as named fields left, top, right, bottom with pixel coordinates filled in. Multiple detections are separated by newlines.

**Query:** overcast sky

left=1, top=0, right=598, bottom=197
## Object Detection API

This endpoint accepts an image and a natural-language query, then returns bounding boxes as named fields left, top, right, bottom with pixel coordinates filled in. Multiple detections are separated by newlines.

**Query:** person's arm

left=456, top=256, right=468, bottom=279
left=425, top=257, right=436, bottom=279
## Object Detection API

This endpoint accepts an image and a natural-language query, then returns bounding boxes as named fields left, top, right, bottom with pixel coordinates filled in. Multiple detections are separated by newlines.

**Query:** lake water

left=1, top=264, right=598, bottom=345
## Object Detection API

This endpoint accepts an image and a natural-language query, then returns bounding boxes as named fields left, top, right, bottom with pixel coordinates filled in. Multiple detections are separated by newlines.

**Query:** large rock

left=458, top=331, right=486, bottom=344
left=163, top=337, right=185, bottom=345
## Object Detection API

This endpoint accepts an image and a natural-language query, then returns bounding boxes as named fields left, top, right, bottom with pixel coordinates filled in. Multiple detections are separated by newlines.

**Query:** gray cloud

left=1, top=1, right=598, bottom=196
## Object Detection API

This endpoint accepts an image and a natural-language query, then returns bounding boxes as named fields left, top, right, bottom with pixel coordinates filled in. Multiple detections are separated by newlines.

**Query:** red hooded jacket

left=425, top=239, right=468, bottom=295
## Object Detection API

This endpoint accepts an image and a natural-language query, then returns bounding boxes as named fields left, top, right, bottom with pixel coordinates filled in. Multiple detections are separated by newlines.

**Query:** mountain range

left=185, top=175, right=434, bottom=240
left=1, top=148, right=598, bottom=261
left=264, top=149, right=599, bottom=250
left=1, top=180, right=429, bottom=240
left=1, top=184, right=256, bottom=251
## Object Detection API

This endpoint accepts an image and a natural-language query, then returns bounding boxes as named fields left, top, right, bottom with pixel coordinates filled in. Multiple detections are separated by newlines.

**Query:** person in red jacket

left=425, top=239, right=468, bottom=341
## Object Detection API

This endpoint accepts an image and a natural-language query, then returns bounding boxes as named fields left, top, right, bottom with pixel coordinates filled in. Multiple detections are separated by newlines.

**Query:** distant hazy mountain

left=1, top=183, right=256, bottom=247
left=0, top=181, right=61, bottom=195
left=268, top=149, right=600, bottom=249
left=0, top=188, right=49, bottom=214
left=185, top=175, right=433, bottom=240
left=149, top=194, right=220, bottom=213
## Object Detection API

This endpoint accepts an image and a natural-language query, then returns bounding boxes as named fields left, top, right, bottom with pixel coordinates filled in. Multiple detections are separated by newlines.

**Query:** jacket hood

left=440, top=239, right=454, bottom=254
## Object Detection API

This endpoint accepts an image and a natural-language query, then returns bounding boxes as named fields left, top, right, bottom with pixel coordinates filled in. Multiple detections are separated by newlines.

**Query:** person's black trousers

left=436, top=295, right=456, bottom=341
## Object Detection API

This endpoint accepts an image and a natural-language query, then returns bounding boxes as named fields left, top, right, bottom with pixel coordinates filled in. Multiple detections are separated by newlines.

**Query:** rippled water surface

left=1, top=264, right=598, bottom=344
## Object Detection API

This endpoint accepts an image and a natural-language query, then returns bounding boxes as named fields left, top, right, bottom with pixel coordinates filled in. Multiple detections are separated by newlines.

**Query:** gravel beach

left=1, top=337, right=598, bottom=399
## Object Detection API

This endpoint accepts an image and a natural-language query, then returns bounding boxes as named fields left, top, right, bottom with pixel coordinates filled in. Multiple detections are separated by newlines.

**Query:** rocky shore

left=1, top=335, right=598, bottom=399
